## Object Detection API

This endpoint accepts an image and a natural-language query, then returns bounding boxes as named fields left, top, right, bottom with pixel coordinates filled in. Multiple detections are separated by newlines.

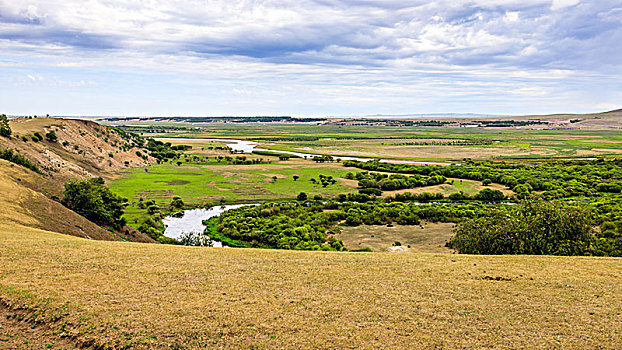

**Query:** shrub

left=62, top=177, right=127, bottom=230
left=0, top=148, right=41, bottom=174
left=45, top=130, right=58, bottom=142
left=170, top=196, right=184, bottom=209
left=297, top=192, right=308, bottom=201
left=33, top=132, right=43, bottom=142
left=448, top=201, right=595, bottom=256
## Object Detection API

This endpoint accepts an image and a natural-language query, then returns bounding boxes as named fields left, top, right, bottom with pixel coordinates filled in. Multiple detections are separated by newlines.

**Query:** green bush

left=45, top=130, right=58, bottom=142
left=448, top=201, right=595, bottom=256
left=62, top=177, right=127, bottom=230
left=0, top=148, right=41, bottom=174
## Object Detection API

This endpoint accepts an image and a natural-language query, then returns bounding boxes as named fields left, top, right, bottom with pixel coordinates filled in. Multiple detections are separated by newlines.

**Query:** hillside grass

left=0, top=226, right=621, bottom=349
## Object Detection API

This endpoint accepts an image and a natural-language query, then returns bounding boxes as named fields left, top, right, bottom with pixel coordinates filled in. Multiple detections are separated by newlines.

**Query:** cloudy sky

left=0, top=0, right=621, bottom=116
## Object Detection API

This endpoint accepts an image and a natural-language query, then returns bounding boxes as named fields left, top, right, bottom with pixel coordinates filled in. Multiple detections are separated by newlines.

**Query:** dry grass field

left=339, top=222, right=455, bottom=253
left=1, top=226, right=621, bottom=349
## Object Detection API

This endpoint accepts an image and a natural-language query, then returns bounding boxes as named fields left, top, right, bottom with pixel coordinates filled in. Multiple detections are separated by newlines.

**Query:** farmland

left=106, top=121, right=622, bottom=160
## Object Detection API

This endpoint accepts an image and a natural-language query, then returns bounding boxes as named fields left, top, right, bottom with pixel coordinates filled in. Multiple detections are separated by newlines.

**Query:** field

left=1, top=226, right=621, bottom=349
left=381, top=177, right=514, bottom=198
left=111, top=157, right=358, bottom=224
left=105, top=122, right=622, bottom=160
left=339, top=222, right=455, bottom=253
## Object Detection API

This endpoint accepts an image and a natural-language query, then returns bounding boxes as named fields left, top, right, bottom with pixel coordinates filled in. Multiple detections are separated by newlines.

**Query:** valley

left=1, top=113, right=622, bottom=348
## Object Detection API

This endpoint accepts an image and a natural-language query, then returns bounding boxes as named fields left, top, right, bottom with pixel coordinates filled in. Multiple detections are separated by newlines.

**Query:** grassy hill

left=0, top=118, right=156, bottom=243
left=0, top=225, right=621, bottom=349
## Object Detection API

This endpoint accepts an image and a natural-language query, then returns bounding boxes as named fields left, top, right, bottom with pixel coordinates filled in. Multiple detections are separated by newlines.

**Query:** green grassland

left=1, top=225, right=621, bottom=349
left=109, top=122, right=622, bottom=160
left=110, top=156, right=358, bottom=224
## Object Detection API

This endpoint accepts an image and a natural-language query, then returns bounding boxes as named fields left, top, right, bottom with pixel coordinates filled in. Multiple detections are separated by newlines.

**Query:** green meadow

left=110, top=157, right=358, bottom=223
left=110, top=122, right=622, bottom=160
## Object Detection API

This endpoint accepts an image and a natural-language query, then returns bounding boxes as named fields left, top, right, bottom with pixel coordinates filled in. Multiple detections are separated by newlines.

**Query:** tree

left=448, top=201, right=594, bottom=256
left=0, top=114, right=11, bottom=137
left=45, top=130, right=58, bottom=142
left=475, top=188, right=505, bottom=202
left=293, top=175, right=299, bottom=181
left=272, top=176, right=278, bottom=182
left=482, top=178, right=492, bottom=186
left=297, top=192, right=308, bottom=201
left=62, top=177, right=127, bottom=230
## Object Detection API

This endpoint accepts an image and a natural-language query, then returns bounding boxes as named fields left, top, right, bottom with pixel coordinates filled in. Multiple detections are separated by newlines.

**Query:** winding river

left=162, top=204, right=252, bottom=246
left=158, top=137, right=455, bottom=242
left=156, top=137, right=453, bottom=166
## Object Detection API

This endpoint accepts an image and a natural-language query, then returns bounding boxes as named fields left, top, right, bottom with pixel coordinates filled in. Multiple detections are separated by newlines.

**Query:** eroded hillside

left=0, top=118, right=155, bottom=243
left=1, top=117, right=153, bottom=184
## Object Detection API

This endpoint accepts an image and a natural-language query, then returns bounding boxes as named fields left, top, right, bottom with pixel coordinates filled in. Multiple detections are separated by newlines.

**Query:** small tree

left=297, top=192, right=308, bottom=201
left=0, top=114, right=11, bottom=137
left=293, top=175, right=299, bottom=181
left=45, top=130, right=58, bottom=142
left=482, top=178, right=492, bottom=186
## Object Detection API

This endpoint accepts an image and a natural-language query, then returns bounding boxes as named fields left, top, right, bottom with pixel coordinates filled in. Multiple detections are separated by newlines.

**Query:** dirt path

left=0, top=303, right=78, bottom=349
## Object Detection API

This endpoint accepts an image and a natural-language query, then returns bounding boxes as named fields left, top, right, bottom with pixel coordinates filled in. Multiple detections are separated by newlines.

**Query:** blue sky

left=0, top=0, right=621, bottom=116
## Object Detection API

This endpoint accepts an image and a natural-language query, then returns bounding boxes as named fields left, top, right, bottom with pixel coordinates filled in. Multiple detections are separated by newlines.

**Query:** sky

left=0, top=0, right=621, bottom=117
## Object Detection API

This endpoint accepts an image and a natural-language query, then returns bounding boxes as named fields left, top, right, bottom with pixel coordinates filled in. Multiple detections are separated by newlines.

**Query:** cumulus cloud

left=0, top=0, right=620, bottom=115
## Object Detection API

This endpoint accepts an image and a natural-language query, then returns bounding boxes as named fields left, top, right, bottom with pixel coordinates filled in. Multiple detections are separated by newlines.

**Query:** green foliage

left=62, top=177, right=127, bottom=230
left=33, top=132, right=43, bottom=142
left=448, top=201, right=599, bottom=256
left=0, top=114, right=11, bottom=137
left=170, top=196, right=184, bottom=209
left=344, top=158, right=622, bottom=199
left=355, top=171, right=446, bottom=191
left=45, top=130, right=58, bottom=142
left=217, top=203, right=345, bottom=250
left=474, top=188, right=505, bottom=202
left=0, top=148, right=41, bottom=174
left=297, top=192, right=308, bottom=201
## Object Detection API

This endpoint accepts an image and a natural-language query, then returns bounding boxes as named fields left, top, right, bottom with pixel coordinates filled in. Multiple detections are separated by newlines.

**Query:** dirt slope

left=0, top=117, right=155, bottom=243
left=2, top=117, right=153, bottom=185
left=0, top=159, right=153, bottom=242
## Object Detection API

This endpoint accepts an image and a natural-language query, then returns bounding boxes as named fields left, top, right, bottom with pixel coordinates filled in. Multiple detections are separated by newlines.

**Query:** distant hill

left=0, top=117, right=155, bottom=242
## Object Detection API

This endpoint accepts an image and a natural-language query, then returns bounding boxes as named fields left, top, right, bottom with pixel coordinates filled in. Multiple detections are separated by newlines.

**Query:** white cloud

left=0, top=0, right=619, bottom=115
left=551, top=0, right=580, bottom=10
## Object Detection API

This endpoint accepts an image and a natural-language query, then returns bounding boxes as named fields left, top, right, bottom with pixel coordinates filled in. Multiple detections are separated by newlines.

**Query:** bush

left=0, top=148, right=41, bottom=174
left=474, top=188, right=505, bottom=202
left=297, top=192, right=308, bottom=201
left=33, top=132, right=43, bottom=142
left=448, top=201, right=595, bottom=256
left=45, top=130, right=58, bottom=142
left=62, top=177, right=127, bottom=230
left=0, top=114, right=11, bottom=137
left=170, top=196, right=184, bottom=209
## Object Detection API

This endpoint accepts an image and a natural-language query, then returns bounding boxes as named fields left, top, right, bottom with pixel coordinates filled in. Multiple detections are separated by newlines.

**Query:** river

left=155, top=137, right=453, bottom=166
left=162, top=204, right=252, bottom=247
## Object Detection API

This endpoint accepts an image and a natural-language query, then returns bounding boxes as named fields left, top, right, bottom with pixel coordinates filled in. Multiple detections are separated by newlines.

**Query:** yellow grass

left=339, top=222, right=455, bottom=253
left=1, top=226, right=621, bottom=349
